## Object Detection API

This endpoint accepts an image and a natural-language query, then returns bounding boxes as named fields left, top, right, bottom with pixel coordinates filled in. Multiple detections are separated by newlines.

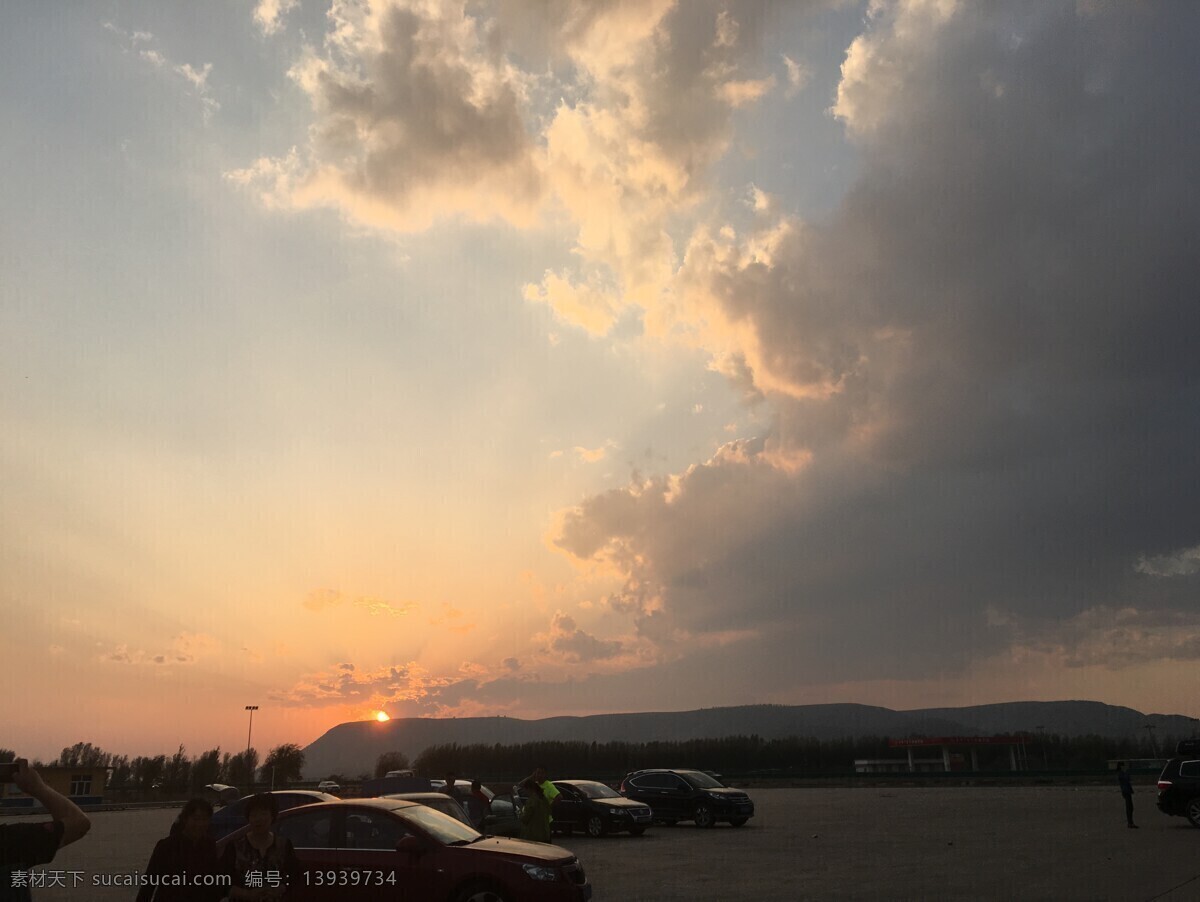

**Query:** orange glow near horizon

left=376, top=711, right=390, bottom=722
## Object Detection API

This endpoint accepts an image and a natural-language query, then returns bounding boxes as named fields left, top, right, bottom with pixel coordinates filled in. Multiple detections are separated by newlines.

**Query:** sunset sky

left=4, top=0, right=1200, bottom=762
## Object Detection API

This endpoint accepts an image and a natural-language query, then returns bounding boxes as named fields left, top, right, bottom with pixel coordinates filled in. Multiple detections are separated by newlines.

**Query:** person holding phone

left=0, top=759, right=91, bottom=901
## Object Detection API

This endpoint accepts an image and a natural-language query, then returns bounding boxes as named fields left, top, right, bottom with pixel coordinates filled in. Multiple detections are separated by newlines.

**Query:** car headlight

left=522, top=864, right=560, bottom=882
left=707, top=792, right=724, bottom=800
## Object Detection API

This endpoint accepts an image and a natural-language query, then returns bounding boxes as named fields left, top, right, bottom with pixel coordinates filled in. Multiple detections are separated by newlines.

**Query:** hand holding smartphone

left=0, top=761, right=19, bottom=783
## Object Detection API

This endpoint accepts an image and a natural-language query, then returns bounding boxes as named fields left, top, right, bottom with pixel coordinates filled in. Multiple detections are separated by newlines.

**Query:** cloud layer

left=227, top=0, right=1200, bottom=712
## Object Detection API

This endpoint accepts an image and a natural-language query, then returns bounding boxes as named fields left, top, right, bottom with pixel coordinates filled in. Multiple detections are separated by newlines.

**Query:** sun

left=376, top=711, right=390, bottom=722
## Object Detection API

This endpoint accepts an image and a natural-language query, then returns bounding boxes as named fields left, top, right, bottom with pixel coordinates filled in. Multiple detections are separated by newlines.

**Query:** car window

left=633, top=774, right=675, bottom=790
left=1179, top=761, right=1200, bottom=778
left=490, top=794, right=516, bottom=817
left=345, top=810, right=406, bottom=850
left=398, top=805, right=482, bottom=844
left=425, top=798, right=472, bottom=825
left=277, top=808, right=337, bottom=850
left=574, top=782, right=621, bottom=799
left=680, top=772, right=724, bottom=789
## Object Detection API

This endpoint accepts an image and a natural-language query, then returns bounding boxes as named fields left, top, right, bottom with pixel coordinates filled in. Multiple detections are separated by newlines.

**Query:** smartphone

left=0, top=762, right=19, bottom=783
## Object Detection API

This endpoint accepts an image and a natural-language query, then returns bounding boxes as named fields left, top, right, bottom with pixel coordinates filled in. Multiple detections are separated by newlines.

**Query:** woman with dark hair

left=136, top=798, right=223, bottom=901
left=220, top=794, right=299, bottom=901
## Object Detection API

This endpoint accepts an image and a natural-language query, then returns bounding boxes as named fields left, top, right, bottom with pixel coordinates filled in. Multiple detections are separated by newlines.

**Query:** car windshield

left=681, top=772, right=724, bottom=789
left=423, top=798, right=472, bottom=825
left=398, top=804, right=482, bottom=844
left=573, top=782, right=622, bottom=799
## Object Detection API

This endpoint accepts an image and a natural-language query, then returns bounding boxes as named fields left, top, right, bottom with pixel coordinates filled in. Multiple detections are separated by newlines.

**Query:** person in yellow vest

left=518, top=779, right=552, bottom=843
left=531, top=765, right=559, bottom=805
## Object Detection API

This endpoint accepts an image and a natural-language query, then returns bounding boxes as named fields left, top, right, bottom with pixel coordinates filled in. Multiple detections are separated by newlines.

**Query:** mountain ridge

left=301, top=700, right=1197, bottom=778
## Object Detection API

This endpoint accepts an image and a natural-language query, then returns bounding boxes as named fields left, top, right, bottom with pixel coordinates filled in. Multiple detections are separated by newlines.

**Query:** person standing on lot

left=531, top=766, right=559, bottom=806
left=518, top=779, right=552, bottom=843
left=464, top=780, right=491, bottom=829
left=0, top=759, right=91, bottom=902
left=136, top=797, right=224, bottom=901
left=1117, top=762, right=1137, bottom=828
left=220, top=793, right=299, bottom=900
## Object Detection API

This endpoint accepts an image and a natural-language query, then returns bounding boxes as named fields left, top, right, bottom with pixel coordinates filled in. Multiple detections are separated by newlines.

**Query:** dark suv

left=618, top=769, right=753, bottom=828
left=1157, top=739, right=1200, bottom=827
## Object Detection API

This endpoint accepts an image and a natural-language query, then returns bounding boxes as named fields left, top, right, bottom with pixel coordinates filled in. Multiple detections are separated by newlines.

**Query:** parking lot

left=5, top=787, right=1198, bottom=900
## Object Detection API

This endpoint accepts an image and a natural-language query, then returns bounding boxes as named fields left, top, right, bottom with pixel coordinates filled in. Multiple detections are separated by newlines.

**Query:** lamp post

left=245, top=705, right=259, bottom=756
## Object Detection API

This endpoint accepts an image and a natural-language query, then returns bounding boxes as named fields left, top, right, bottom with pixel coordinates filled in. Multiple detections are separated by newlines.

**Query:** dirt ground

left=5, top=786, right=1198, bottom=901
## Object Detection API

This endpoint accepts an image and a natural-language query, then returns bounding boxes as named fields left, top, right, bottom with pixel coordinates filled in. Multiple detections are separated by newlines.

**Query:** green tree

left=374, top=751, right=410, bottom=778
left=57, top=742, right=112, bottom=768
left=261, top=744, right=305, bottom=784
left=192, top=748, right=222, bottom=788
left=163, top=745, right=191, bottom=794
left=132, top=755, right=167, bottom=791
left=226, top=749, right=259, bottom=788
left=109, top=755, right=132, bottom=789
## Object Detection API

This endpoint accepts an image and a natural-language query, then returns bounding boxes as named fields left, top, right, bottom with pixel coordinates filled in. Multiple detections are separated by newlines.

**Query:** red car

left=217, top=798, right=591, bottom=902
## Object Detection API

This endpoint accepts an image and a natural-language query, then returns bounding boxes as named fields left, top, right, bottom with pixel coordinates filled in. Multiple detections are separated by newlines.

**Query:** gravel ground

left=4, top=786, right=1197, bottom=901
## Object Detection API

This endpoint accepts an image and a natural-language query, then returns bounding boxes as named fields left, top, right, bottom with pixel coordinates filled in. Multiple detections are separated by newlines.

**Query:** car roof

left=294, top=798, right=420, bottom=813
left=625, top=768, right=678, bottom=775
left=555, top=779, right=609, bottom=787
left=229, top=790, right=337, bottom=803
left=383, top=792, right=461, bottom=802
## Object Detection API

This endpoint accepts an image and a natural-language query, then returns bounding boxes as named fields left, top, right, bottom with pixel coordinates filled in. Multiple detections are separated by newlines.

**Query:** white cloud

left=105, top=23, right=219, bottom=120
left=1136, top=545, right=1200, bottom=578
left=254, top=0, right=299, bottom=35
left=237, top=0, right=543, bottom=230
left=782, top=53, right=811, bottom=98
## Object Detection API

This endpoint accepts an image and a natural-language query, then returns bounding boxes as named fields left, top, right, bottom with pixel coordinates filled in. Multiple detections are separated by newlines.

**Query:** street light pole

left=245, top=705, right=259, bottom=756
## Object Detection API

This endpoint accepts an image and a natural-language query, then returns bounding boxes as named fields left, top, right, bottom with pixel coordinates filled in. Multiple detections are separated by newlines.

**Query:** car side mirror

left=395, top=835, right=428, bottom=854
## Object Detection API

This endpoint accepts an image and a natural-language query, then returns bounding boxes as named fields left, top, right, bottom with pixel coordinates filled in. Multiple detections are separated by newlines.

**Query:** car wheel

left=729, top=817, right=748, bottom=827
left=454, top=881, right=512, bottom=902
left=1186, top=797, right=1200, bottom=828
left=692, top=803, right=716, bottom=828
left=586, top=814, right=607, bottom=838
left=628, top=826, right=646, bottom=836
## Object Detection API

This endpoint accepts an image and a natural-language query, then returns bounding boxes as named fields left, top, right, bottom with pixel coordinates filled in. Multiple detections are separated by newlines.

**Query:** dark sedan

left=619, top=768, right=754, bottom=827
left=210, top=790, right=339, bottom=840
left=218, top=798, right=591, bottom=902
left=551, top=780, right=652, bottom=837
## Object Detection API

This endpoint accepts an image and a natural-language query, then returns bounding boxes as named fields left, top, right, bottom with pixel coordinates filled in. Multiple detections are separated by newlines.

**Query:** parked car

left=430, top=779, right=496, bottom=828
left=618, top=769, right=754, bottom=828
left=1157, top=739, right=1200, bottom=827
left=217, top=798, right=591, bottom=901
left=384, top=791, right=474, bottom=826
left=551, top=780, right=652, bottom=837
left=209, top=790, right=339, bottom=840
left=317, top=780, right=341, bottom=794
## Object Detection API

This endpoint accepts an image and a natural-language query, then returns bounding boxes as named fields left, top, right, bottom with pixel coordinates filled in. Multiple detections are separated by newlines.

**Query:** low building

left=855, top=758, right=950, bottom=774
left=1, top=765, right=108, bottom=808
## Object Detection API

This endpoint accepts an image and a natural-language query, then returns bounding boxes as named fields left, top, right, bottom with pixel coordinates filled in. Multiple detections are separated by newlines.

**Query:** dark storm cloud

left=554, top=0, right=1200, bottom=678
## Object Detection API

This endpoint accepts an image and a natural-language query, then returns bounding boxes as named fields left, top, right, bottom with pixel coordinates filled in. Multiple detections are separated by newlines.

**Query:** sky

left=3, top=0, right=1200, bottom=762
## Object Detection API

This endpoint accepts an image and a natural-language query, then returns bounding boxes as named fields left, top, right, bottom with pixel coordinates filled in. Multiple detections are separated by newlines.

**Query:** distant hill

left=300, top=700, right=1197, bottom=778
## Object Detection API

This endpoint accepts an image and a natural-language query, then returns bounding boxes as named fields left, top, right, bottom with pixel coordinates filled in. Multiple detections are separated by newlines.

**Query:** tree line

left=409, top=731, right=1187, bottom=780
left=2, top=742, right=309, bottom=795
left=7, top=728, right=1188, bottom=797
